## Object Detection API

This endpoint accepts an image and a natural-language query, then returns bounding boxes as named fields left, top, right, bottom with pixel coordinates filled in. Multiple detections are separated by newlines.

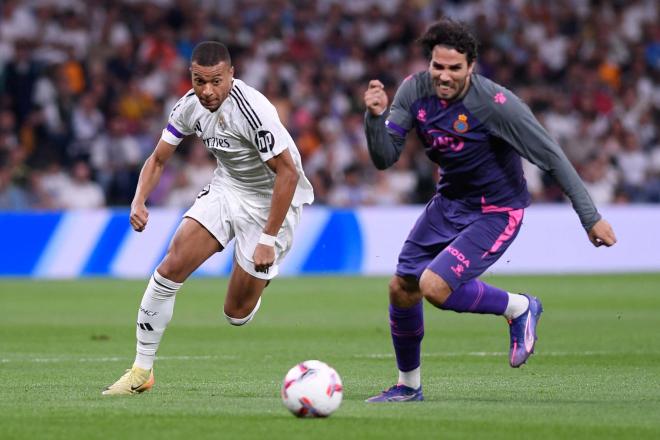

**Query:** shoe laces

left=119, top=367, right=149, bottom=387
left=382, top=384, right=407, bottom=395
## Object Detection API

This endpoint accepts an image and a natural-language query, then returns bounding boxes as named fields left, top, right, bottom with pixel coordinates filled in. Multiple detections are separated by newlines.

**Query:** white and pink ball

left=281, top=360, right=343, bottom=418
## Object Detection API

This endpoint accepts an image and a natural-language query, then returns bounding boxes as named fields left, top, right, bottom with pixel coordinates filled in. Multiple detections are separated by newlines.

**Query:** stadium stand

left=0, top=0, right=658, bottom=210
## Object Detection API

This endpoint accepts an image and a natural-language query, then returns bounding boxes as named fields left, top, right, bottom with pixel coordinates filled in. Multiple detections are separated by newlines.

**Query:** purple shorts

left=396, top=195, right=524, bottom=290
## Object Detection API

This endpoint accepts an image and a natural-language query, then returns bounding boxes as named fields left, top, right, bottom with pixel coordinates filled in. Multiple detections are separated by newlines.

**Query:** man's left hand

left=253, top=243, right=275, bottom=273
left=588, top=219, right=617, bottom=247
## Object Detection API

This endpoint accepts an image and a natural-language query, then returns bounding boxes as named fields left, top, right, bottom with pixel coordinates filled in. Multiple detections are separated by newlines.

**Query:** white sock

left=134, top=271, right=182, bottom=370
left=503, top=293, right=529, bottom=320
left=224, top=297, right=262, bottom=326
left=398, top=366, right=421, bottom=389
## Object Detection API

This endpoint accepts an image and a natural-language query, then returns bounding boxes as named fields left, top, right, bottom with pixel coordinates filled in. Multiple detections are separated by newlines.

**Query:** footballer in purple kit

left=363, top=19, right=617, bottom=402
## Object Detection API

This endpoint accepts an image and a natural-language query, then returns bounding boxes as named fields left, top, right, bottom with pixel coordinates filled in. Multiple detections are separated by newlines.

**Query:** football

left=281, top=360, right=343, bottom=417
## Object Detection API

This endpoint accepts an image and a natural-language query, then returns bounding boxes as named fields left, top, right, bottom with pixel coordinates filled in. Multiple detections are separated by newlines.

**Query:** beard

left=434, top=76, right=468, bottom=101
left=433, top=75, right=469, bottom=101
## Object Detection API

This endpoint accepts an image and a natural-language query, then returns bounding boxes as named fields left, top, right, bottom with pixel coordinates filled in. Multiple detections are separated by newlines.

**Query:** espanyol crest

left=453, top=114, right=469, bottom=133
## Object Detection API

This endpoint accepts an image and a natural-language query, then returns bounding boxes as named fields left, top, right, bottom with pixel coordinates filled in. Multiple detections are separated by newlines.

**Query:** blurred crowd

left=0, top=0, right=658, bottom=210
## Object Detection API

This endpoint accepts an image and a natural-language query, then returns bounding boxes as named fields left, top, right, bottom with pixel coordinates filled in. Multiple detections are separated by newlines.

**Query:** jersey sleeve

left=385, top=75, right=417, bottom=137
left=363, top=75, right=418, bottom=169
left=464, top=76, right=601, bottom=230
left=230, top=85, right=290, bottom=162
left=160, top=91, right=196, bottom=146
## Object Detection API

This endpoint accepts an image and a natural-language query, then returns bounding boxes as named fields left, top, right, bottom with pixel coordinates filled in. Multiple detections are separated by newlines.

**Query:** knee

left=419, top=270, right=452, bottom=307
left=223, top=305, right=251, bottom=321
left=388, top=276, right=422, bottom=308
left=224, top=297, right=261, bottom=326
left=157, top=254, right=186, bottom=283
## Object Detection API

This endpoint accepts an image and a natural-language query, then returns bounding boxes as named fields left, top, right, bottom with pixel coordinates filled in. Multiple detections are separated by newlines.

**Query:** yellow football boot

left=102, top=365, right=154, bottom=395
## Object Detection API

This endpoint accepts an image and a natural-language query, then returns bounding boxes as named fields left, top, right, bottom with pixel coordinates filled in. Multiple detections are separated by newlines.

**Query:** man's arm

left=130, top=139, right=177, bottom=232
left=253, top=148, right=299, bottom=273
left=363, top=80, right=407, bottom=170
left=464, top=78, right=616, bottom=246
left=500, top=109, right=617, bottom=246
left=502, top=111, right=616, bottom=245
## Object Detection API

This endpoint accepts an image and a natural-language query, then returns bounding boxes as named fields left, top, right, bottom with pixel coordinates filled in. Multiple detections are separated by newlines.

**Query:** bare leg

left=418, top=268, right=452, bottom=307
left=389, top=275, right=422, bottom=307
left=157, top=217, right=222, bottom=282
left=224, top=262, right=268, bottom=321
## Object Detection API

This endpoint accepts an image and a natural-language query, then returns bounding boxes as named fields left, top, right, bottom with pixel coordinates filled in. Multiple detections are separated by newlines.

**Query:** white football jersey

left=161, top=78, right=314, bottom=207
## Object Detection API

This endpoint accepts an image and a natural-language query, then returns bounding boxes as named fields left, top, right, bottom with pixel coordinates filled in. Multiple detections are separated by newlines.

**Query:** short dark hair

left=191, top=41, right=231, bottom=66
left=417, top=19, right=478, bottom=65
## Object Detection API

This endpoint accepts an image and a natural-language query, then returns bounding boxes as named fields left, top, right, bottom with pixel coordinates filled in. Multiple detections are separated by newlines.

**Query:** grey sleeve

left=465, top=80, right=601, bottom=230
left=363, top=77, right=417, bottom=170
left=364, top=110, right=406, bottom=170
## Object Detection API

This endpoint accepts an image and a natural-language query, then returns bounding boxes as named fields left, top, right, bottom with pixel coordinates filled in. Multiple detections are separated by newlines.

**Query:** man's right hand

left=364, top=80, right=388, bottom=116
left=130, top=201, right=149, bottom=232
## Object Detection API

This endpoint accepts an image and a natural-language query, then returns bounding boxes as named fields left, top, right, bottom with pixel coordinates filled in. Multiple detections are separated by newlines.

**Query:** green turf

left=1, top=274, right=659, bottom=439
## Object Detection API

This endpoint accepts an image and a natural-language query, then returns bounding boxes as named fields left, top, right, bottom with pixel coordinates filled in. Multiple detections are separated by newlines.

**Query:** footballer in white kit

left=102, top=41, right=313, bottom=395
left=163, top=77, right=313, bottom=279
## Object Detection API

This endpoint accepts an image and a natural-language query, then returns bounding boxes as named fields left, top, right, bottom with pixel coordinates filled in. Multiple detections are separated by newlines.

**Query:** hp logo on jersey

left=255, top=130, right=275, bottom=153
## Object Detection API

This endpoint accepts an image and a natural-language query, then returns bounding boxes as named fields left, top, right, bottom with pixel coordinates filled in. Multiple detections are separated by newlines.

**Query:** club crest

left=453, top=114, right=469, bottom=133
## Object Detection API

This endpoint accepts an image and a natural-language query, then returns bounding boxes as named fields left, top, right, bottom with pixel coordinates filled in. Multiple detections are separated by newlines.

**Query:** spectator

left=70, top=93, right=105, bottom=158
left=90, top=116, right=142, bottom=204
left=58, top=160, right=105, bottom=209
left=616, top=131, right=649, bottom=201
left=581, top=154, right=618, bottom=205
left=164, top=141, right=215, bottom=208
left=3, top=40, right=39, bottom=130
left=0, top=151, right=29, bottom=210
left=328, top=163, right=372, bottom=207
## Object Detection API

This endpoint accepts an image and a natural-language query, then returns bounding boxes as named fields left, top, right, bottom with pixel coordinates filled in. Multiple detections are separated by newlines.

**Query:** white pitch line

left=355, top=352, right=502, bottom=359
left=354, top=350, right=657, bottom=359
left=2, top=351, right=656, bottom=364
left=0, top=354, right=238, bottom=364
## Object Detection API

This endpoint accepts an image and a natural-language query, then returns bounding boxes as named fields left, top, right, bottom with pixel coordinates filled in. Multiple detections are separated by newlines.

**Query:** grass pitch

left=1, top=274, right=659, bottom=439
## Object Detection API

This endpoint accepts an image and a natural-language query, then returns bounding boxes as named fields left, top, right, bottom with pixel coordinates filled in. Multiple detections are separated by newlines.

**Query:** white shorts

left=184, top=184, right=301, bottom=280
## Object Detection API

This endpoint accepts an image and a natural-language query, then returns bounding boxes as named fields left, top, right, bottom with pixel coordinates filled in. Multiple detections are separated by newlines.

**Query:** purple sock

left=440, top=279, right=508, bottom=315
left=389, top=302, right=424, bottom=372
